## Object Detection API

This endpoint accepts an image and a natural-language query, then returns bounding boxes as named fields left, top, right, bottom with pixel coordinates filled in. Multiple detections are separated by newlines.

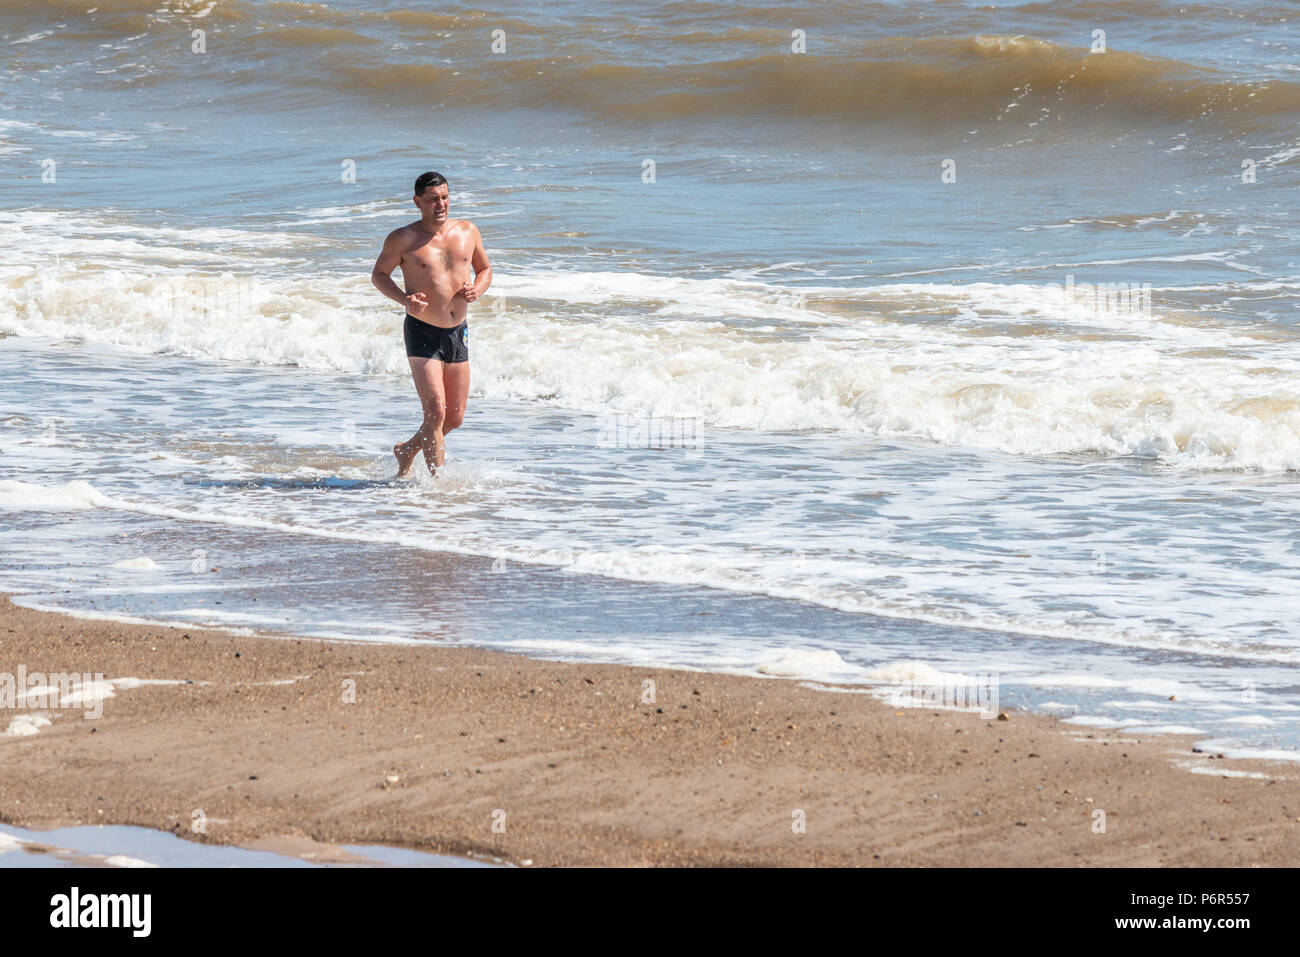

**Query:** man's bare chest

left=403, top=237, right=471, bottom=277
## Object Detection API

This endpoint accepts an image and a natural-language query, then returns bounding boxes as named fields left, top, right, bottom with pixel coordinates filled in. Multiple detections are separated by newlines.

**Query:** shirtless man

left=371, top=171, right=493, bottom=477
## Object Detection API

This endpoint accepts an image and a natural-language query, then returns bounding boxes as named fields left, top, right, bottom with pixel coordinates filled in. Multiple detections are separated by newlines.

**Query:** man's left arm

left=461, top=223, right=492, bottom=303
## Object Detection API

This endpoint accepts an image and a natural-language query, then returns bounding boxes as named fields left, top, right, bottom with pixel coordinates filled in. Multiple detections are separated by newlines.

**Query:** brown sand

left=1, top=595, right=1297, bottom=866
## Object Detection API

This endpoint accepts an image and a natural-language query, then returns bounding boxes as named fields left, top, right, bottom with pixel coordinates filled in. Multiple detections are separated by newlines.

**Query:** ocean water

left=2, top=1, right=1299, bottom=758
left=0, top=823, right=500, bottom=867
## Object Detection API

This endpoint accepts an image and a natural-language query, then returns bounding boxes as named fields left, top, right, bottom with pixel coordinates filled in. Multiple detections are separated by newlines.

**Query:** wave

left=355, top=36, right=1299, bottom=131
left=3, top=225, right=1300, bottom=471
left=0, top=0, right=483, bottom=33
left=2, top=476, right=1297, bottom=665
left=5, top=0, right=1297, bottom=133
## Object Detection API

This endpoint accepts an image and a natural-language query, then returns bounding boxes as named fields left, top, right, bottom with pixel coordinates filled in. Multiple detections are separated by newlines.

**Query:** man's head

left=414, top=171, right=449, bottom=222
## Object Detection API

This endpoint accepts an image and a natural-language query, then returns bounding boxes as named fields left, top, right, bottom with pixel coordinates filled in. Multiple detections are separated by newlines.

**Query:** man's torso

left=397, top=219, right=476, bottom=328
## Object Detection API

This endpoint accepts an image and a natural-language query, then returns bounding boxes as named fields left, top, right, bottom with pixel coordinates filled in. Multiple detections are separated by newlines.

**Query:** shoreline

left=1, top=595, right=1297, bottom=866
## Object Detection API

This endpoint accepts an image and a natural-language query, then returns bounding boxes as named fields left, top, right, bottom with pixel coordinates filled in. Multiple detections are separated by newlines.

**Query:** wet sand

left=1, top=595, right=1297, bottom=866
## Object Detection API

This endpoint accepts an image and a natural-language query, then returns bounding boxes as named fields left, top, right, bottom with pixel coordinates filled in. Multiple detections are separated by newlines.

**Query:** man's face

left=415, top=184, right=449, bottom=220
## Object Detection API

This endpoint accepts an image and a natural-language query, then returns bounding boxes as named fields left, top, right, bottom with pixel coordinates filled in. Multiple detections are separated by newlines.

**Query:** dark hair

left=414, top=171, right=448, bottom=195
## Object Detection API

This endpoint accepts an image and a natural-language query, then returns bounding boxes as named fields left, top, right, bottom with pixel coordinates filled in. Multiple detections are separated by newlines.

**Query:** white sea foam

left=4, top=475, right=1295, bottom=665
left=1189, top=741, right=1300, bottom=763
left=863, top=661, right=997, bottom=713
left=1062, top=715, right=1145, bottom=727
left=2, top=714, right=51, bottom=737
left=754, top=649, right=857, bottom=677
left=9, top=676, right=186, bottom=712
left=1173, top=760, right=1272, bottom=779
left=10, top=599, right=262, bottom=639
left=0, top=479, right=110, bottom=510
left=1101, top=699, right=1172, bottom=710
left=863, top=661, right=971, bottom=684
left=3, top=211, right=1300, bottom=470
left=1127, top=724, right=1205, bottom=735
left=51, top=680, right=114, bottom=709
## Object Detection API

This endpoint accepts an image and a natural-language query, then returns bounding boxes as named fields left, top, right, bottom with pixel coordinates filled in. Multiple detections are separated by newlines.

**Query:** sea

left=2, top=0, right=1299, bottom=760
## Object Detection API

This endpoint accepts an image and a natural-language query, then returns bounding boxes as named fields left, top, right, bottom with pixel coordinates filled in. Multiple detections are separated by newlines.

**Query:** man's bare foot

left=393, top=439, right=422, bottom=478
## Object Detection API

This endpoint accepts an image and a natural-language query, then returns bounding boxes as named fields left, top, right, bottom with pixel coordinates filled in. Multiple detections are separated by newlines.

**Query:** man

left=371, top=171, right=493, bottom=477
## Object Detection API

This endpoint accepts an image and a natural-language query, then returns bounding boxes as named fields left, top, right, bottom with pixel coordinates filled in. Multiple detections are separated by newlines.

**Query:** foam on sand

left=111, top=557, right=159, bottom=570
left=3, top=714, right=52, bottom=737
left=1, top=678, right=191, bottom=737
left=863, top=661, right=972, bottom=684
left=754, top=648, right=858, bottom=678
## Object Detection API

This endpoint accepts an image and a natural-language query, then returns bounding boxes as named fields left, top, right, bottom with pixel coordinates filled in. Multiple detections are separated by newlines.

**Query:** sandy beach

left=1, top=595, right=1296, bottom=867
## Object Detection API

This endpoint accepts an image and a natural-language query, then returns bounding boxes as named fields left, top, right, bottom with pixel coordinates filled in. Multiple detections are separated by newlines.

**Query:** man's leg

left=393, top=424, right=426, bottom=477
left=396, top=356, right=447, bottom=476
left=442, top=360, right=470, bottom=435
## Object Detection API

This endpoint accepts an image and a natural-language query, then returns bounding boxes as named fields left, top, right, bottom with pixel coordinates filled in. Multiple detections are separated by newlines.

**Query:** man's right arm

left=371, top=230, right=420, bottom=311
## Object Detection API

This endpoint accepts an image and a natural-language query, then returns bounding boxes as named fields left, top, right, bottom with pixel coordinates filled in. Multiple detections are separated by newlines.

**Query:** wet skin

left=371, top=183, right=493, bottom=476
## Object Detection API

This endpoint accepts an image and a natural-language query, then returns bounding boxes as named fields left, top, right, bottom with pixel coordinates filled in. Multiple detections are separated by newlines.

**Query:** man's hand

left=459, top=281, right=479, bottom=303
left=406, top=292, right=430, bottom=316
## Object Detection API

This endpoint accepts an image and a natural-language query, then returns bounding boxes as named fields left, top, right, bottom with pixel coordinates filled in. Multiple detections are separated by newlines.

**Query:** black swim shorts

left=403, top=314, right=468, bottom=363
